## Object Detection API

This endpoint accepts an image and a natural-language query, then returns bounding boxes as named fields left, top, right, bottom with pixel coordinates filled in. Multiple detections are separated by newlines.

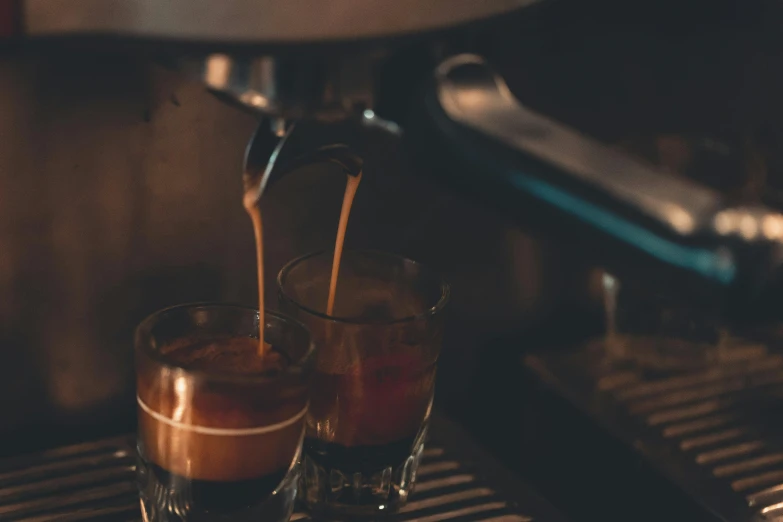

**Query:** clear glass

left=603, top=273, right=723, bottom=372
left=602, top=274, right=766, bottom=373
left=277, top=250, right=449, bottom=518
left=600, top=134, right=769, bottom=372
left=135, top=304, right=315, bottom=522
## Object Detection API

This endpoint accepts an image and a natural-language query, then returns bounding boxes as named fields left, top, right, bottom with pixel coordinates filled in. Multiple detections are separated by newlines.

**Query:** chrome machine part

left=406, top=54, right=783, bottom=320
left=243, top=118, right=364, bottom=206
left=21, top=0, right=541, bottom=120
left=198, top=52, right=380, bottom=121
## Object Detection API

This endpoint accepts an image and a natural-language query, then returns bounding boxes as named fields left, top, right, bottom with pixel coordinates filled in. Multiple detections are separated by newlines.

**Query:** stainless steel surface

left=21, top=0, right=543, bottom=122
left=525, top=343, right=783, bottom=522
left=0, top=420, right=548, bottom=522
left=23, top=0, right=538, bottom=42
left=200, top=52, right=379, bottom=120
left=244, top=121, right=296, bottom=205
left=435, top=55, right=721, bottom=232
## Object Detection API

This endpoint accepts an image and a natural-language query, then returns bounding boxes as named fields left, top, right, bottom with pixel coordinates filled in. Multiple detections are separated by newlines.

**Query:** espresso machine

left=2, top=0, right=782, bottom=521
left=11, top=0, right=783, bottom=318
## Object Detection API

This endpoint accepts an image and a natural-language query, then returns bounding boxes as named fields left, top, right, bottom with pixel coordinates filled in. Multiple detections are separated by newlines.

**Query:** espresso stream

left=243, top=191, right=272, bottom=357
left=327, top=173, right=362, bottom=316
left=243, top=171, right=362, bottom=355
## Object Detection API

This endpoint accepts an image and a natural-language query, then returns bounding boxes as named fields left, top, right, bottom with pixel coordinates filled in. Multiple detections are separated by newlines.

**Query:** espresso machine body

left=7, top=0, right=783, bottom=322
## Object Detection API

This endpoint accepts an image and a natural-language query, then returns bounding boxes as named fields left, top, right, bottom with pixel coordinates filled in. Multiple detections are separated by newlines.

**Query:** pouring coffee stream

left=243, top=120, right=364, bottom=356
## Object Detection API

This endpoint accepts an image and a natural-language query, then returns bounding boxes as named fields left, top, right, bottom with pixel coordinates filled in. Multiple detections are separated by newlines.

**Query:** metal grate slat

left=0, top=435, right=544, bottom=522
left=526, top=343, right=783, bottom=522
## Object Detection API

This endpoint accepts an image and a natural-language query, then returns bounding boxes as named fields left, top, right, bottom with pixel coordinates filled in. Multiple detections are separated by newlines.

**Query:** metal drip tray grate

left=525, top=343, right=783, bottom=522
left=0, top=414, right=562, bottom=522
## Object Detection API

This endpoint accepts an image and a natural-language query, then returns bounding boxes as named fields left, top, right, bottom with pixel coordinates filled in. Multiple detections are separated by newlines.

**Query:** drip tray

left=0, top=413, right=565, bottom=522
left=525, top=343, right=783, bottom=522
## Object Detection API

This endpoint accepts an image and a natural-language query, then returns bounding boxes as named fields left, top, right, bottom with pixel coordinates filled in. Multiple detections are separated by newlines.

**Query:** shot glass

left=135, top=304, right=315, bottom=522
left=602, top=274, right=766, bottom=373
left=277, top=250, right=450, bottom=517
left=602, top=273, right=723, bottom=372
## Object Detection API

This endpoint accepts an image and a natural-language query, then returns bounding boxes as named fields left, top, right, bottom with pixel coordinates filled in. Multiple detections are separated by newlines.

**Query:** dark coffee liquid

left=327, top=173, right=362, bottom=316
left=309, top=353, right=436, bottom=447
left=304, top=436, right=415, bottom=474
left=137, top=336, right=307, bottom=521
left=301, top=436, right=419, bottom=510
left=149, top=463, right=287, bottom=513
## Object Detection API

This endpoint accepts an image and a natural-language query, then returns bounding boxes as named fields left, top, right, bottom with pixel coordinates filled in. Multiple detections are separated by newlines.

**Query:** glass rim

left=276, top=249, right=450, bottom=325
left=134, top=302, right=314, bottom=384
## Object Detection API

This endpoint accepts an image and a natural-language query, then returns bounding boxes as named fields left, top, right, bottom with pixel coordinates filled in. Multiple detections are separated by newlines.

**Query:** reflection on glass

left=278, top=250, right=449, bottom=518
left=135, top=304, right=314, bottom=522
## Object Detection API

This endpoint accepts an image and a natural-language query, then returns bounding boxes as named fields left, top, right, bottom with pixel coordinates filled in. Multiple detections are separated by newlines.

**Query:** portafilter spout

left=242, top=118, right=364, bottom=207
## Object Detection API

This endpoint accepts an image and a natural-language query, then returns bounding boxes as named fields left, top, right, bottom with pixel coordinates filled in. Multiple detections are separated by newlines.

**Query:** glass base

left=299, top=425, right=427, bottom=518
left=136, top=443, right=299, bottom=522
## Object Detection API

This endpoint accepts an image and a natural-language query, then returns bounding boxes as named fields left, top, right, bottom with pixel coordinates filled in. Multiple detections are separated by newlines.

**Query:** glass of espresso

left=277, top=250, right=450, bottom=517
left=135, top=303, right=315, bottom=522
